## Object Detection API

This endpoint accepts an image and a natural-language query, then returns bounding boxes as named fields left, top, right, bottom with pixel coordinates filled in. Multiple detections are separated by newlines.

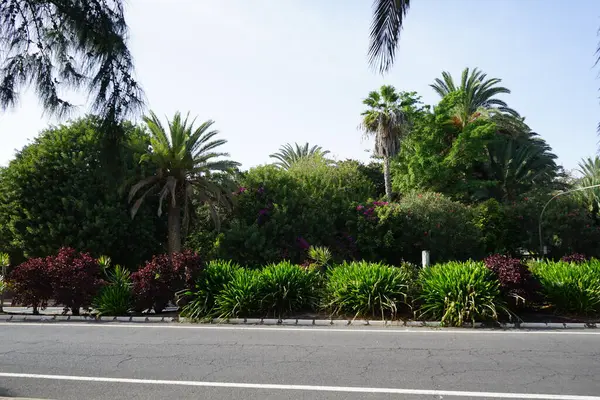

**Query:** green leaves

left=430, top=67, right=519, bottom=127
left=180, top=260, right=240, bottom=320
left=367, top=0, right=411, bottom=74
left=417, top=261, right=508, bottom=326
left=323, top=261, right=412, bottom=319
left=217, top=162, right=375, bottom=266
left=259, top=261, right=321, bottom=319
left=0, top=117, right=164, bottom=268
left=93, top=261, right=133, bottom=317
left=531, top=260, right=600, bottom=316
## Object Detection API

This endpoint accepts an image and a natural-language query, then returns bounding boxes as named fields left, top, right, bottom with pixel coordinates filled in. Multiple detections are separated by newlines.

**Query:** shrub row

left=8, top=248, right=105, bottom=315
left=9, top=249, right=600, bottom=325
left=8, top=248, right=203, bottom=315
left=180, top=260, right=320, bottom=320
left=196, top=173, right=600, bottom=267
left=180, top=257, right=600, bottom=325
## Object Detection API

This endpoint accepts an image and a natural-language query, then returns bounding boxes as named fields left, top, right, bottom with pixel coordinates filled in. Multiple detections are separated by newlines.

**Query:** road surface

left=1, top=323, right=600, bottom=399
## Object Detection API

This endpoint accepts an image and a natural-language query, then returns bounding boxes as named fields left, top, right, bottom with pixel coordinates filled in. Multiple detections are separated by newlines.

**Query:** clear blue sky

left=0, top=0, right=598, bottom=173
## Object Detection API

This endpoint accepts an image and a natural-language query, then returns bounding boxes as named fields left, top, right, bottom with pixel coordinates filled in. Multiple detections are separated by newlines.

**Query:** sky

left=0, top=0, right=599, bottom=173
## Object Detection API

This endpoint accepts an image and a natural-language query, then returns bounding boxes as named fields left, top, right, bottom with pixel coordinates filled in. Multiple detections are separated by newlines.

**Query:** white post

left=0, top=265, right=5, bottom=313
left=422, top=250, right=430, bottom=268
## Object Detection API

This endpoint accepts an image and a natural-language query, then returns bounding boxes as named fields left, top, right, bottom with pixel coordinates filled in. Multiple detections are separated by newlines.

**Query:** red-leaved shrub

left=46, top=248, right=105, bottom=315
left=9, top=257, right=53, bottom=314
left=132, top=251, right=203, bottom=313
left=560, top=253, right=587, bottom=264
left=484, top=254, right=539, bottom=308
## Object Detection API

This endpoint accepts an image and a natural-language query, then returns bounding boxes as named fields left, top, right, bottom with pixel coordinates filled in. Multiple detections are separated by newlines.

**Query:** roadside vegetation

left=1, top=2, right=599, bottom=327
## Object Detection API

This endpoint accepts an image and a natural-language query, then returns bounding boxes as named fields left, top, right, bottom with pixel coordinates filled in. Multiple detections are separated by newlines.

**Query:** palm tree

left=368, top=0, right=411, bottom=73
left=430, top=68, right=519, bottom=129
left=360, top=85, right=409, bottom=201
left=269, top=143, right=331, bottom=170
left=483, top=133, right=559, bottom=201
left=129, top=111, right=240, bottom=255
left=577, top=156, right=600, bottom=214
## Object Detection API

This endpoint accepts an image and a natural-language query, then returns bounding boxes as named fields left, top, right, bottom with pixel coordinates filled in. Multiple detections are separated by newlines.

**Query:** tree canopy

left=394, top=70, right=560, bottom=203
left=0, top=117, right=163, bottom=267
left=0, top=0, right=142, bottom=131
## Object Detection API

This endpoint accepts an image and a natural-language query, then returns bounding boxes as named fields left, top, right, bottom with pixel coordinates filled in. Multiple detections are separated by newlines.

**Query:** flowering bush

left=497, top=195, right=600, bottom=258
left=132, top=251, right=203, bottom=313
left=560, top=253, right=587, bottom=264
left=352, top=192, right=482, bottom=265
left=483, top=254, right=539, bottom=307
left=46, top=247, right=105, bottom=315
left=215, top=163, right=375, bottom=265
left=8, top=257, right=53, bottom=314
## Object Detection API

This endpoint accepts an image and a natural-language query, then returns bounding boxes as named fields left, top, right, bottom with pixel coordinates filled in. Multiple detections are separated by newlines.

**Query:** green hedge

left=351, top=192, right=483, bottom=265
left=211, top=162, right=375, bottom=266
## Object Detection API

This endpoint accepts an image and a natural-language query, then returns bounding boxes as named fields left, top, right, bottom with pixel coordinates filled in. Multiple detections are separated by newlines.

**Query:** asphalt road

left=1, top=323, right=600, bottom=400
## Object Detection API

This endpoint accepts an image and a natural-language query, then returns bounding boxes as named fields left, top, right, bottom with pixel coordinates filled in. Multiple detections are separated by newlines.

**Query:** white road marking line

left=1, top=322, right=600, bottom=335
left=0, top=372, right=597, bottom=399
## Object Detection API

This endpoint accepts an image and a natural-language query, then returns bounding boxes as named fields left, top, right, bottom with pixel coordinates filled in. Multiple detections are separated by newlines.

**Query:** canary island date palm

left=431, top=67, right=519, bottom=129
left=360, top=85, right=409, bottom=201
left=129, top=111, right=240, bottom=255
left=270, top=143, right=332, bottom=170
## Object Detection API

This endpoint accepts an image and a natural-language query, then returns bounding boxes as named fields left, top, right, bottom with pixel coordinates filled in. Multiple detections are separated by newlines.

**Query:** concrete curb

left=0, top=313, right=597, bottom=329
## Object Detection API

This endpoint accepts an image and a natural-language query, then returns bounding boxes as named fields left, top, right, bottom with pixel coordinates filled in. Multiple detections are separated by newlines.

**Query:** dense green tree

left=269, top=143, right=331, bottom=170
left=0, top=117, right=163, bottom=267
left=394, top=88, right=560, bottom=202
left=213, top=161, right=376, bottom=266
left=129, top=111, right=239, bottom=255
left=337, top=159, right=386, bottom=198
left=0, top=1, right=142, bottom=130
left=360, top=85, right=414, bottom=201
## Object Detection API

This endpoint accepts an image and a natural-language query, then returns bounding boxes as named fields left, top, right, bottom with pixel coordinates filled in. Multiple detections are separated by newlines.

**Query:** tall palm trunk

left=167, top=204, right=182, bottom=255
left=383, top=156, right=393, bottom=202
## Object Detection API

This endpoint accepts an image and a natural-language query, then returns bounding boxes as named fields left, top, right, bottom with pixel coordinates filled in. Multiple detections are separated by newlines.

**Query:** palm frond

left=367, top=0, right=411, bottom=74
left=269, top=142, right=332, bottom=170
left=431, top=67, right=519, bottom=127
left=130, top=110, right=239, bottom=223
left=128, top=175, right=159, bottom=203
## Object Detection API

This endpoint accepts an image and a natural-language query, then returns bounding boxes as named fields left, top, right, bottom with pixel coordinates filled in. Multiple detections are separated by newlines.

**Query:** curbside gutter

left=0, top=313, right=597, bottom=329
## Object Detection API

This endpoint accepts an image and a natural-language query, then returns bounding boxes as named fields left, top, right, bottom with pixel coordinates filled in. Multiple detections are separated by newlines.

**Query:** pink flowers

left=372, top=201, right=389, bottom=207
left=356, top=200, right=389, bottom=218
